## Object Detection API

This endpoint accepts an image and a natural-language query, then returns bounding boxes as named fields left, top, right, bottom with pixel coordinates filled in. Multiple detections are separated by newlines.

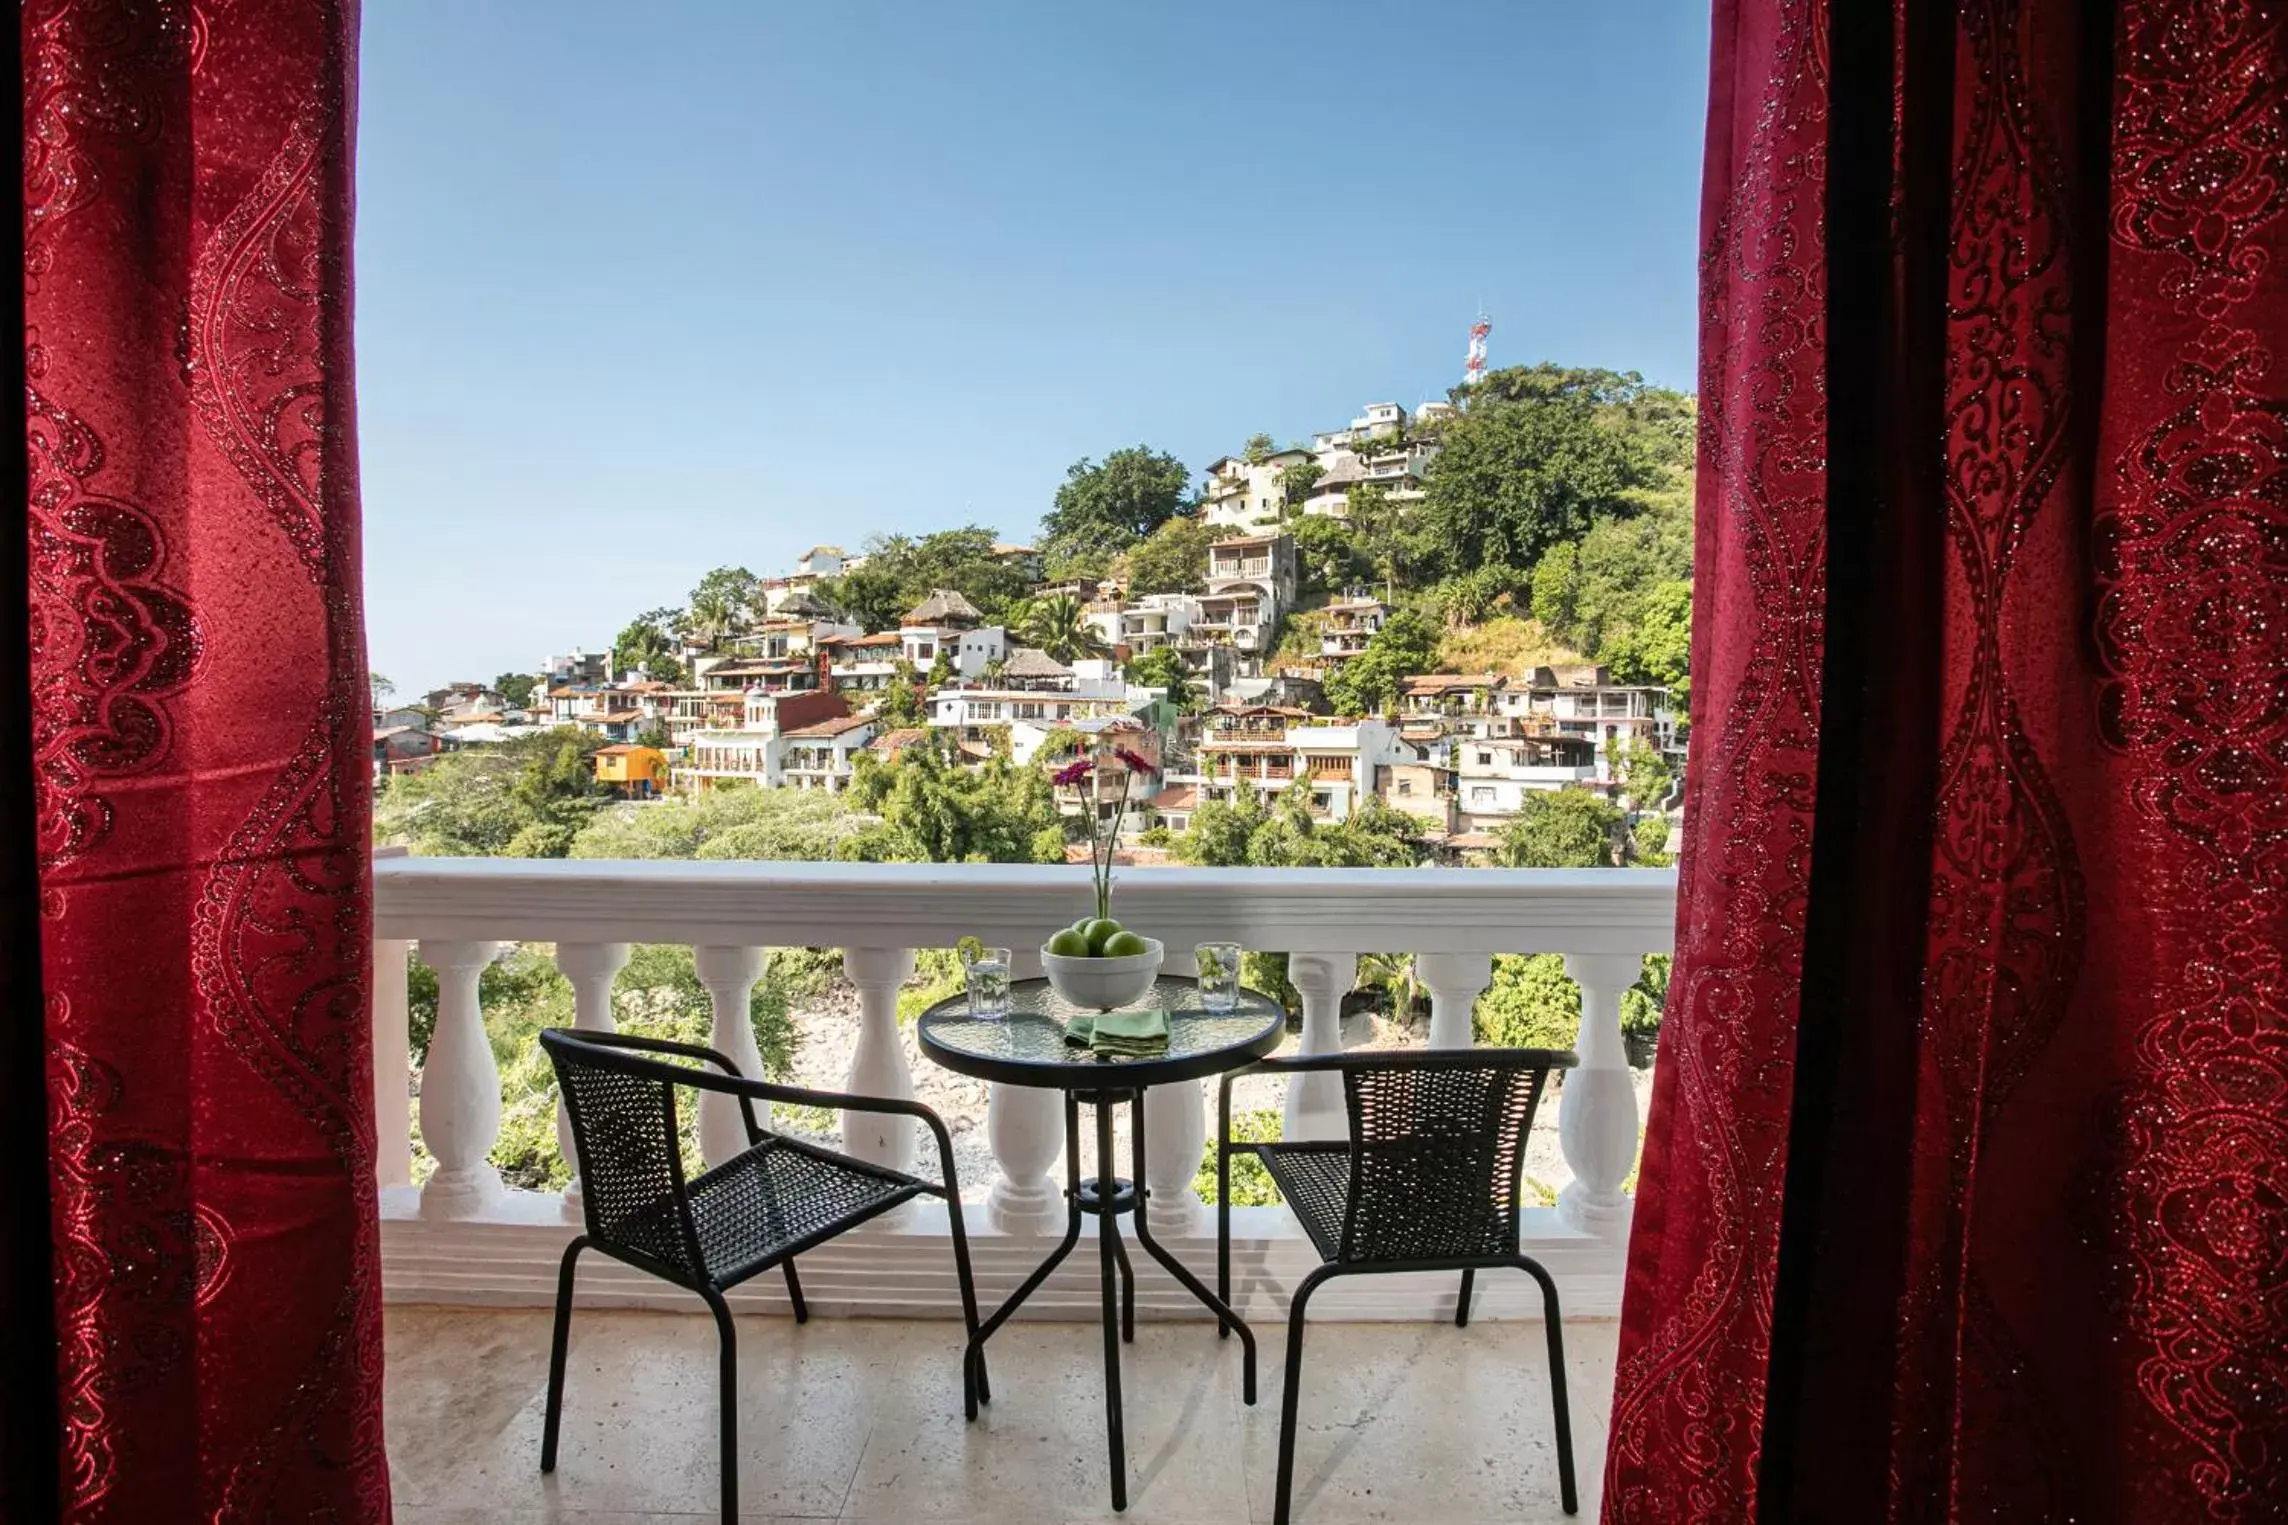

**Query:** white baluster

left=1558, top=952, right=1644, bottom=1233
left=842, top=947, right=918, bottom=1172
left=553, top=941, right=631, bottom=1213
left=371, top=936, right=413, bottom=1189
left=1415, top=951, right=1492, bottom=1051
left=1142, top=1077, right=1207, bottom=1235
left=417, top=939, right=502, bottom=1217
left=987, top=948, right=1063, bottom=1232
left=1283, top=952, right=1355, bottom=1143
left=692, top=945, right=769, bottom=1167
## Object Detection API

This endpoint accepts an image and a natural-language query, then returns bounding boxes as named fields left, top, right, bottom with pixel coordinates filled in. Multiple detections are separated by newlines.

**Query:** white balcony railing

left=372, top=857, right=1674, bottom=1321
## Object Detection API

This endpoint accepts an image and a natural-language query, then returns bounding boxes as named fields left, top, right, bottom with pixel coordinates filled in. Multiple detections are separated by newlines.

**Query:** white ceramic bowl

left=1040, top=937, right=1165, bottom=1012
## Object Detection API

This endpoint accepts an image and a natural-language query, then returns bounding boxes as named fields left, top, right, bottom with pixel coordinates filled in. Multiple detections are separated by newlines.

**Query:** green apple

left=1046, top=928, right=1092, bottom=959
left=1082, top=918, right=1123, bottom=955
left=1100, top=930, right=1149, bottom=958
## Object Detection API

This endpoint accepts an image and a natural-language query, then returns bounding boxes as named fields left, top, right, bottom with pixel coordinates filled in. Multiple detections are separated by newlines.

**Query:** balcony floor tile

left=386, top=1306, right=1617, bottom=1523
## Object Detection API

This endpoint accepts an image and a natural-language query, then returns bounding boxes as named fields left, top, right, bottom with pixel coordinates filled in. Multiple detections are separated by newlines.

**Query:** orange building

left=592, top=743, right=669, bottom=799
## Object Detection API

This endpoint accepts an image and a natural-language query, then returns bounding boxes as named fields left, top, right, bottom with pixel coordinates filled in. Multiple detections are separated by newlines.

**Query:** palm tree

left=682, top=587, right=741, bottom=652
left=1021, top=594, right=1110, bottom=664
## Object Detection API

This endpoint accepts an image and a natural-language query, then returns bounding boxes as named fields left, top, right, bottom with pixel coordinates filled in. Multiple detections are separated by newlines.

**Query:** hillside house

left=1452, top=735, right=1603, bottom=828
left=1321, top=593, right=1387, bottom=661
left=1495, top=665, right=1680, bottom=766
left=592, top=744, right=669, bottom=800
left=779, top=713, right=879, bottom=794
left=678, top=689, right=853, bottom=791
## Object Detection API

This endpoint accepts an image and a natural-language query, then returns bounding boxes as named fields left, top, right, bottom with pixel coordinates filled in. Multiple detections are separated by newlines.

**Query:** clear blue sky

left=356, top=0, right=1711, bottom=696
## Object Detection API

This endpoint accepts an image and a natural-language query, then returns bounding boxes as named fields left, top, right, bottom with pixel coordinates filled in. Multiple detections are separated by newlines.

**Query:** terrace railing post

left=553, top=941, right=631, bottom=1210
left=987, top=946, right=1063, bottom=1231
left=1558, top=952, right=1644, bottom=1233
left=842, top=947, right=919, bottom=1173
left=1283, top=953, right=1355, bottom=1143
left=1141, top=1077, right=1207, bottom=1235
left=371, top=935, right=413, bottom=1189
left=416, top=939, right=503, bottom=1217
left=693, top=945, right=770, bottom=1165
left=1415, top=951, right=1492, bottom=1050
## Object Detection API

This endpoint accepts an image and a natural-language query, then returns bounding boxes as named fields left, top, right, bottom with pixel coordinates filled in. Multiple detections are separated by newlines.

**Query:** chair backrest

left=540, top=1029, right=706, bottom=1278
left=1337, top=1049, right=1569, bottom=1264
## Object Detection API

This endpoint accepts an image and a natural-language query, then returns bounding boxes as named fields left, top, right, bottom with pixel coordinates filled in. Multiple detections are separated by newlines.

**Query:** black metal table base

left=962, top=1087, right=1258, bottom=1512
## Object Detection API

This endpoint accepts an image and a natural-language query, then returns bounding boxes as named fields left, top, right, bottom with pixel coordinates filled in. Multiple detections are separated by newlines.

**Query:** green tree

left=1631, top=812, right=1674, bottom=867
left=1606, top=736, right=1675, bottom=814
left=1019, top=594, right=1111, bottom=663
left=839, top=747, right=1064, bottom=864
left=1242, top=432, right=1276, bottom=465
left=1277, top=458, right=1326, bottom=512
left=374, top=729, right=609, bottom=856
left=815, top=561, right=907, bottom=633
left=873, top=661, right=928, bottom=727
left=1474, top=954, right=1582, bottom=1050
left=1126, top=646, right=1197, bottom=713
left=1493, top=789, right=1624, bottom=867
left=1123, top=514, right=1228, bottom=596
left=569, top=785, right=854, bottom=860
left=1421, top=364, right=1670, bottom=577
left=1604, top=577, right=1693, bottom=702
left=682, top=566, right=757, bottom=651
left=1322, top=607, right=1438, bottom=716
left=612, top=608, right=687, bottom=684
left=848, top=526, right=1034, bottom=624
left=491, top=671, right=537, bottom=709
left=1344, top=483, right=1415, bottom=594
left=1040, top=446, right=1192, bottom=565
left=371, top=672, right=397, bottom=707
left=1287, top=515, right=1369, bottom=596
left=1531, top=542, right=1580, bottom=632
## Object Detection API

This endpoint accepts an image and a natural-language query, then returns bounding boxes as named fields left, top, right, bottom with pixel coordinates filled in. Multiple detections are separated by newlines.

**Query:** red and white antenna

left=1464, top=312, right=1491, bottom=388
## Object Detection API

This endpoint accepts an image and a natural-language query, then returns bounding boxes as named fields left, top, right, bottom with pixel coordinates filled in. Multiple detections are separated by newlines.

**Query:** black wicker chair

left=538, top=1028, right=986, bottom=1523
left=1216, top=1047, right=1580, bottom=1525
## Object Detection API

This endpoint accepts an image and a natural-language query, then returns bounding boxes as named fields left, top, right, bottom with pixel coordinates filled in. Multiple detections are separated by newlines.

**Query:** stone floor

left=386, top=1305, right=1617, bottom=1523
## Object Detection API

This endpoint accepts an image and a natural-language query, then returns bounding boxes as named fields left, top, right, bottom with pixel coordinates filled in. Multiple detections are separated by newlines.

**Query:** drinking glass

left=1196, top=942, right=1243, bottom=1013
left=965, top=946, right=1012, bottom=1019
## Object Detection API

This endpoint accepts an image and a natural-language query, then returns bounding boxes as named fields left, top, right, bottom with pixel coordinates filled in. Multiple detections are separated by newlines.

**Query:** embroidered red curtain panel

left=22, top=1, right=388, bottom=1519
left=1606, top=3, right=2288, bottom=1521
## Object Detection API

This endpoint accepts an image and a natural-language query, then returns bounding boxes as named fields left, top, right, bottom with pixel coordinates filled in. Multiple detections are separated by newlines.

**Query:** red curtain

left=23, top=1, right=388, bottom=1519
left=1606, top=3, right=2288, bottom=1521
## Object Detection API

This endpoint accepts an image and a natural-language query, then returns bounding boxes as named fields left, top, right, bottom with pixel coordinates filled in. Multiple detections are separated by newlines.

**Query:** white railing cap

left=373, top=856, right=1675, bottom=957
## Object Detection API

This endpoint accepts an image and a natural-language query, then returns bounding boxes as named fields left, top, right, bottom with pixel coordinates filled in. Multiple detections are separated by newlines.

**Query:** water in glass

left=1196, top=941, right=1242, bottom=1012
left=966, top=947, right=1012, bottom=1019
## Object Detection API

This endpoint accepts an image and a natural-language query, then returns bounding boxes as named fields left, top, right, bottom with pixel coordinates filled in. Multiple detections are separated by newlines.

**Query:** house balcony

left=374, top=859, right=1670, bottom=1517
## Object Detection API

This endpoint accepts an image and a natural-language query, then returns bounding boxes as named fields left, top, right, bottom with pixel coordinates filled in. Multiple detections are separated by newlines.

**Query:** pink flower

left=1114, top=747, right=1154, bottom=775
left=1051, top=757, right=1094, bottom=787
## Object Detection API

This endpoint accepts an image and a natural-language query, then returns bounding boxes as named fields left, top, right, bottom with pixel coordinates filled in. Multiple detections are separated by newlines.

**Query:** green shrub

left=1195, top=1108, right=1284, bottom=1206
left=1472, top=952, right=1669, bottom=1060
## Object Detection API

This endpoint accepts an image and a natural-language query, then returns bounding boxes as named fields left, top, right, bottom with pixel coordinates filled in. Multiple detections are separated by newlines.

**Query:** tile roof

left=784, top=714, right=876, bottom=739
left=867, top=727, right=930, bottom=755
left=1401, top=673, right=1507, bottom=695
left=1148, top=784, right=1198, bottom=810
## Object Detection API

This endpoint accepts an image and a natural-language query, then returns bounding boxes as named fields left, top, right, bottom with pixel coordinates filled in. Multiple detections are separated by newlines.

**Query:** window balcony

left=373, top=859, right=1666, bottom=1515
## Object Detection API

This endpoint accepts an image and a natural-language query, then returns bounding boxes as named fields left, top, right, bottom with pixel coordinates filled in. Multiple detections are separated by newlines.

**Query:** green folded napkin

left=1090, top=1008, right=1170, bottom=1059
left=1062, top=1014, right=1095, bottom=1046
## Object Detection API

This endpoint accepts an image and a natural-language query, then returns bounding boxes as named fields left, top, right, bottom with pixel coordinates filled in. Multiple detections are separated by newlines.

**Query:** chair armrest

left=542, top=1027, right=964, bottom=1195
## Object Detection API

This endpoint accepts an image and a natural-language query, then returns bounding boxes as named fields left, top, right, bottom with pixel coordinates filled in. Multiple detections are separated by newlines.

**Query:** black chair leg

left=1274, top=1266, right=1337, bottom=1525
left=782, top=1258, right=810, bottom=1324
left=1456, top=1267, right=1475, bottom=1328
left=1516, top=1257, right=1577, bottom=1516
left=540, top=1235, right=586, bottom=1474
left=701, top=1287, right=739, bottom=1524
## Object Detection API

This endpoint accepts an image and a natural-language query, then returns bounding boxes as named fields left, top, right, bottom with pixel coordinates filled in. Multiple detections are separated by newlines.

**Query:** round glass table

left=916, top=975, right=1284, bottom=1512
